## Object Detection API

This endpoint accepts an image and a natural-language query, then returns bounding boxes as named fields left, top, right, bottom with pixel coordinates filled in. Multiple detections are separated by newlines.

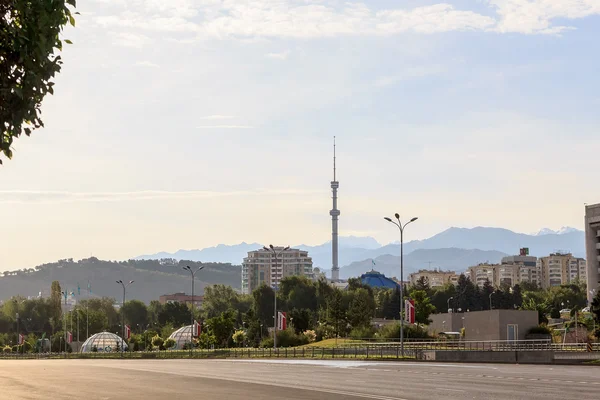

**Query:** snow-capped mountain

left=534, top=227, right=581, bottom=236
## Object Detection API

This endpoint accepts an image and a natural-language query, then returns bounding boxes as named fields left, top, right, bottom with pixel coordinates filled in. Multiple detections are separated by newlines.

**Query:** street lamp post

left=183, top=265, right=204, bottom=357
left=384, top=214, right=418, bottom=358
left=264, top=245, right=290, bottom=351
left=116, top=280, right=134, bottom=357
left=447, top=297, right=454, bottom=313
left=489, top=293, right=494, bottom=310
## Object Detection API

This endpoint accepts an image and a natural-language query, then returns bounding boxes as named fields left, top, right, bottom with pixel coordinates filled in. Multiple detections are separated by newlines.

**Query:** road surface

left=1, top=359, right=598, bottom=399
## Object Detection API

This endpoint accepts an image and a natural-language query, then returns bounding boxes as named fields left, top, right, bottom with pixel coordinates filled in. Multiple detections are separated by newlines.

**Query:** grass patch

left=301, top=339, right=368, bottom=348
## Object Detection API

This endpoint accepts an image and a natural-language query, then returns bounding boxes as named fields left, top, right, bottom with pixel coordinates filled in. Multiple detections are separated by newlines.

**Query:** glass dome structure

left=80, top=332, right=128, bottom=353
left=168, top=325, right=193, bottom=350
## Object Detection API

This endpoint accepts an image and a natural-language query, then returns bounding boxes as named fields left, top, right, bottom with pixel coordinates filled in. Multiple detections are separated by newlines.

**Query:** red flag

left=125, top=325, right=131, bottom=340
left=18, top=334, right=25, bottom=345
left=193, top=320, right=201, bottom=337
left=277, top=312, right=287, bottom=331
left=405, top=299, right=415, bottom=324
left=67, top=332, right=73, bottom=344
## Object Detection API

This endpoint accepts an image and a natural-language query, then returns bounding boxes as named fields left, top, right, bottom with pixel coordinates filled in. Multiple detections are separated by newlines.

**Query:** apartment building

left=501, top=251, right=540, bottom=287
left=241, top=247, right=314, bottom=294
left=538, top=253, right=587, bottom=289
left=409, top=270, right=458, bottom=288
left=468, top=264, right=496, bottom=288
left=585, top=203, right=600, bottom=303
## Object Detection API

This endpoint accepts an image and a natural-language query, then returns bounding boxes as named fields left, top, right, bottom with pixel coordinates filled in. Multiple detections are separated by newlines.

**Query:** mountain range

left=1, top=226, right=584, bottom=303
left=136, top=226, right=586, bottom=273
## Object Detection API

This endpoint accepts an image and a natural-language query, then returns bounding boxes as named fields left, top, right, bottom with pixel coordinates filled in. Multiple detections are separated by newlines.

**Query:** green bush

left=315, top=324, right=335, bottom=341
left=379, top=323, right=430, bottom=340
left=164, top=338, right=176, bottom=350
left=349, top=326, right=375, bottom=340
left=259, top=329, right=308, bottom=348
left=527, top=325, right=551, bottom=335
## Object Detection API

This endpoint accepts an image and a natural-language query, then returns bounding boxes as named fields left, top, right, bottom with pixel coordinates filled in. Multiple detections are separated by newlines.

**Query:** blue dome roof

left=360, top=270, right=399, bottom=289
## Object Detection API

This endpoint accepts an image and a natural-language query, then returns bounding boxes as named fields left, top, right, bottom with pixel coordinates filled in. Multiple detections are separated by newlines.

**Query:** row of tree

left=1, top=275, right=599, bottom=351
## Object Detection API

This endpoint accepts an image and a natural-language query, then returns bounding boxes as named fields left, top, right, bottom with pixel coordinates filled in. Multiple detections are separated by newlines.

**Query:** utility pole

left=385, top=214, right=418, bottom=358
left=264, top=245, right=290, bottom=351
left=116, top=280, right=134, bottom=357
left=183, top=265, right=204, bottom=357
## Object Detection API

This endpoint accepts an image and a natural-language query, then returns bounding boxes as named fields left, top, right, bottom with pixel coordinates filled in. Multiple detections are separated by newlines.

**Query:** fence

left=0, top=340, right=598, bottom=361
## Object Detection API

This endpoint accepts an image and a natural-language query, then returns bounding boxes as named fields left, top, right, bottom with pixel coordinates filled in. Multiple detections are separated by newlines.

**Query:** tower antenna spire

left=333, top=136, right=336, bottom=181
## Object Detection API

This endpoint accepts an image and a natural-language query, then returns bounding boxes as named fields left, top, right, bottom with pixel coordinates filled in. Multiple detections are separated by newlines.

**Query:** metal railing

left=1, top=341, right=598, bottom=360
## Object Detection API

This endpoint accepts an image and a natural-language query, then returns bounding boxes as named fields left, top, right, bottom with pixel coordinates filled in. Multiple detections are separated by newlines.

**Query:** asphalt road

left=1, top=359, right=599, bottom=400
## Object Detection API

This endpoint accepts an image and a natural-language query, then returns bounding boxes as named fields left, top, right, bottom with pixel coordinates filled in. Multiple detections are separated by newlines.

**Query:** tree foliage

left=0, top=0, right=77, bottom=163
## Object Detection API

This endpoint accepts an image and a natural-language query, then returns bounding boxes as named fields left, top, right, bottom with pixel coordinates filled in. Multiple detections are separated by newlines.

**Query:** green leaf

left=65, top=39, right=73, bottom=44
left=14, top=87, right=23, bottom=98
left=69, top=15, right=76, bottom=27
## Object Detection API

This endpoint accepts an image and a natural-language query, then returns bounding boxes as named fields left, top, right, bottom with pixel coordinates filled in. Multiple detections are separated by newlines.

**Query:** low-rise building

left=159, top=293, right=204, bottom=308
left=409, top=269, right=458, bottom=288
left=429, top=310, right=538, bottom=341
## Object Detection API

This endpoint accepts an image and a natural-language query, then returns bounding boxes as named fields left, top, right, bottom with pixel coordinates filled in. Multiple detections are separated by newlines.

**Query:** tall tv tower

left=330, top=137, right=340, bottom=281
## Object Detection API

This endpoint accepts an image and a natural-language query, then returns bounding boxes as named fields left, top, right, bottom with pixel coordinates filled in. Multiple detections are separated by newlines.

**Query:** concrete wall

left=429, top=310, right=538, bottom=341
left=433, top=351, right=553, bottom=364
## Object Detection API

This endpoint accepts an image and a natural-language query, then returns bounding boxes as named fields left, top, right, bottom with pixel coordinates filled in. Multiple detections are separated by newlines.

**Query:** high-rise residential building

left=468, top=264, right=496, bottom=288
left=241, top=247, right=314, bottom=295
left=409, top=270, right=458, bottom=288
left=501, top=250, right=540, bottom=287
left=585, top=203, right=600, bottom=303
left=538, top=253, right=587, bottom=289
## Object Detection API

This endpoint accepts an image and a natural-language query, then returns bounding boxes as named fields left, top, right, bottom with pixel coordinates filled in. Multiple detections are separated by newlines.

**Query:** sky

left=1, top=0, right=600, bottom=271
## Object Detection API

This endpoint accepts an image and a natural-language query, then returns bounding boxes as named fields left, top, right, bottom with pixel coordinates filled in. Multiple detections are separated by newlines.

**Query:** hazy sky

left=2, top=1, right=600, bottom=271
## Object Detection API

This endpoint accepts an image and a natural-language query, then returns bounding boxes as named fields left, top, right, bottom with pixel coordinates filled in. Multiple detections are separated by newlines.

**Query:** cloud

left=110, top=31, right=151, bottom=48
left=0, top=189, right=319, bottom=204
left=90, top=1, right=600, bottom=39
left=199, top=115, right=237, bottom=120
left=196, top=125, right=254, bottom=129
left=266, top=50, right=291, bottom=60
left=489, top=0, right=600, bottom=34
left=135, top=60, right=160, bottom=68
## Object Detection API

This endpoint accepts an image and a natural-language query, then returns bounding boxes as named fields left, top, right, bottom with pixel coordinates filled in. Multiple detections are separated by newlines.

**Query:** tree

left=327, top=289, right=347, bottom=337
left=1, top=0, right=77, bottom=164
left=481, top=279, right=494, bottom=310
left=591, top=291, right=600, bottom=323
left=411, top=290, right=436, bottom=325
left=49, top=281, right=63, bottom=324
left=163, top=338, right=176, bottom=350
left=202, top=284, right=242, bottom=319
left=347, top=288, right=373, bottom=328
left=252, top=285, right=275, bottom=327
left=205, top=311, right=235, bottom=348
left=232, top=330, right=246, bottom=347
left=121, top=300, right=148, bottom=329
left=151, top=335, right=164, bottom=350
left=413, top=276, right=431, bottom=295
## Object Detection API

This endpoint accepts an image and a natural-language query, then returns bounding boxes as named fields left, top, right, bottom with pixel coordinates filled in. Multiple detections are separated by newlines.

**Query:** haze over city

left=2, top=1, right=600, bottom=271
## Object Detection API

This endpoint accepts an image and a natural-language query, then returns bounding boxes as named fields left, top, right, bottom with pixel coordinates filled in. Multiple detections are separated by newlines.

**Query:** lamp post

left=264, top=244, right=290, bottom=351
left=183, top=265, right=204, bottom=357
left=447, top=297, right=454, bottom=313
left=116, top=280, right=134, bottom=357
left=489, top=293, right=494, bottom=310
left=384, top=213, right=418, bottom=358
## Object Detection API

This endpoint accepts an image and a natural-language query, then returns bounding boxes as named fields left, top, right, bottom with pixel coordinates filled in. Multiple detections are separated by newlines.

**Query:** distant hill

left=133, top=227, right=585, bottom=272
left=0, top=258, right=241, bottom=303
left=340, top=248, right=509, bottom=279
left=135, top=243, right=263, bottom=265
